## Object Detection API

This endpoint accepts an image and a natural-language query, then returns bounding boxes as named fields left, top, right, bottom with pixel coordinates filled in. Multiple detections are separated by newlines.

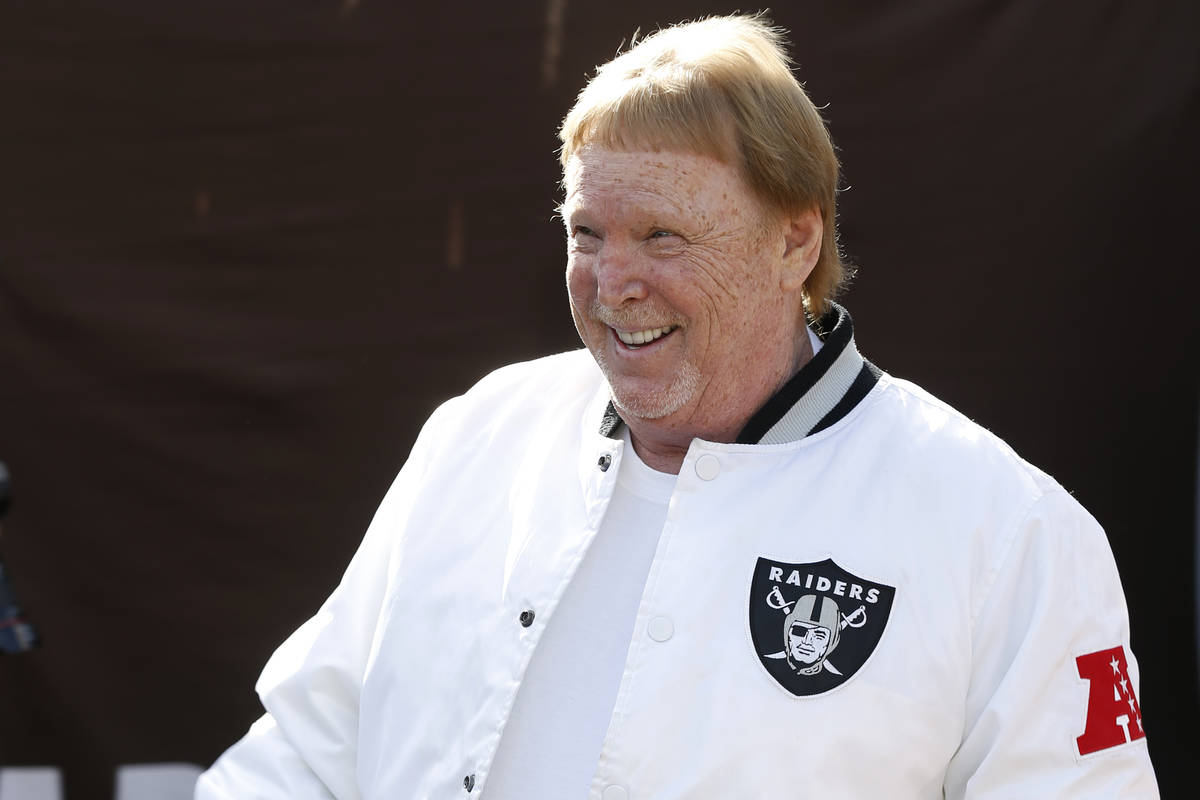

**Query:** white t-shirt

left=483, top=426, right=675, bottom=798
left=485, top=328, right=822, bottom=797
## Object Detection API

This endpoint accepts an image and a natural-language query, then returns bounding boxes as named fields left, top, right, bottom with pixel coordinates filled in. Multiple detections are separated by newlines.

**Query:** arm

left=196, top=403, right=449, bottom=800
left=195, top=714, right=336, bottom=799
left=944, top=489, right=1158, bottom=798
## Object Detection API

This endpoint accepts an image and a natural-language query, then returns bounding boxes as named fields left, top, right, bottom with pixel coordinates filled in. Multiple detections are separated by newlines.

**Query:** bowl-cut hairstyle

left=559, top=14, right=847, bottom=319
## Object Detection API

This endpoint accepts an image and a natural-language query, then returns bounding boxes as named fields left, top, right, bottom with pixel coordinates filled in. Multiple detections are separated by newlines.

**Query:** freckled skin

left=563, top=146, right=823, bottom=473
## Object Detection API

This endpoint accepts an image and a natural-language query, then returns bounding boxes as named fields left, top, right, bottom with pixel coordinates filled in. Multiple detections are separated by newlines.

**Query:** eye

left=649, top=229, right=675, bottom=239
left=573, top=225, right=599, bottom=239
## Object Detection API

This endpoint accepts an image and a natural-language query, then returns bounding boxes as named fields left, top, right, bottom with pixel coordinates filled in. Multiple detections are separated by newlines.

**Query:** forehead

left=563, top=146, right=754, bottom=220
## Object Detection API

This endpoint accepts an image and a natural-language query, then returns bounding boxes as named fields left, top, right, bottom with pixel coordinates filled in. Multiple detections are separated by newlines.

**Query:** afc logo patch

left=1075, top=645, right=1145, bottom=756
left=749, top=557, right=895, bottom=697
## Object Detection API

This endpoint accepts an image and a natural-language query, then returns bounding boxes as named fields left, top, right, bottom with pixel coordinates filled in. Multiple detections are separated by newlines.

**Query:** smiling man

left=198, top=15, right=1157, bottom=799
left=563, top=146, right=819, bottom=471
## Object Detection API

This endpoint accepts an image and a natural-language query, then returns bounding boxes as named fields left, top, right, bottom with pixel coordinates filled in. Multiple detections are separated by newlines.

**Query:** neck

left=625, top=327, right=815, bottom=474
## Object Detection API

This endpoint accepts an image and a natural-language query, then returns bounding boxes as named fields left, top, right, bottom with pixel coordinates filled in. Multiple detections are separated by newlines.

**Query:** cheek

left=566, top=259, right=600, bottom=322
left=565, top=258, right=589, bottom=299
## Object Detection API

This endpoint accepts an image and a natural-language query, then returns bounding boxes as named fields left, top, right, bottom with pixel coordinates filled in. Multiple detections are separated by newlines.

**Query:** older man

left=197, top=15, right=1157, bottom=799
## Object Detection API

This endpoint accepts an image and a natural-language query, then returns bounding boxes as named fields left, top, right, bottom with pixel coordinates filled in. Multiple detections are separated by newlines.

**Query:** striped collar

left=598, top=303, right=879, bottom=445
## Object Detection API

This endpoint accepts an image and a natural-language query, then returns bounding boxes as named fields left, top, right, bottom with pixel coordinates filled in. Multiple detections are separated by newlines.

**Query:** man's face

left=788, top=620, right=832, bottom=665
left=562, top=146, right=810, bottom=430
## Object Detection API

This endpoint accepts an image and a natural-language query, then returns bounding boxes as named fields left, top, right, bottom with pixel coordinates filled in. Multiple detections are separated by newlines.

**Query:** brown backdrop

left=1, top=1, right=1197, bottom=797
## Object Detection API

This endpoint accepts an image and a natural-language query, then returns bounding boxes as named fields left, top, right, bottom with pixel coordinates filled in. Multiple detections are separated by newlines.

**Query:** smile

left=613, top=325, right=676, bottom=348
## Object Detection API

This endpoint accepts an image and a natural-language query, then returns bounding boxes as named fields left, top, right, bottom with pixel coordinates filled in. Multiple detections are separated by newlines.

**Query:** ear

left=779, top=207, right=823, bottom=293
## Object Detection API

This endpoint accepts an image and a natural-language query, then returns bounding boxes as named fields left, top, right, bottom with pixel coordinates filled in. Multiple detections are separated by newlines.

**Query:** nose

left=594, top=242, right=648, bottom=308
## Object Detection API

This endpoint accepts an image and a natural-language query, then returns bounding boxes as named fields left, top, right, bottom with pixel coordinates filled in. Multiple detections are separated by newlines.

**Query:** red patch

left=1075, top=645, right=1145, bottom=756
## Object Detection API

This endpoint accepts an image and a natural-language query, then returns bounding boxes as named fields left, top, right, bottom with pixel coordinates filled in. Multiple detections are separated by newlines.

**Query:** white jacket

left=197, top=307, right=1157, bottom=799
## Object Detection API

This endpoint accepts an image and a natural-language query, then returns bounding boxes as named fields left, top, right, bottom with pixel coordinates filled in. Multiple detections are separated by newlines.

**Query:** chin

left=613, top=392, right=679, bottom=421
left=604, top=362, right=701, bottom=422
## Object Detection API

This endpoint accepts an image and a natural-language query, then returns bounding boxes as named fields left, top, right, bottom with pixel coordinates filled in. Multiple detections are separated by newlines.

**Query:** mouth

left=611, top=325, right=678, bottom=349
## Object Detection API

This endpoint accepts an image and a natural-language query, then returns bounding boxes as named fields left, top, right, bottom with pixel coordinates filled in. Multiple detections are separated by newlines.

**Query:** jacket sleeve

left=943, top=488, right=1159, bottom=798
left=194, top=714, right=336, bottom=799
left=195, top=402, right=450, bottom=800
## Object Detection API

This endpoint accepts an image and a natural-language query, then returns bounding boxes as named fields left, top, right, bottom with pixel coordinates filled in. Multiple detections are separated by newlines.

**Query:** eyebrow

left=563, top=201, right=704, bottom=243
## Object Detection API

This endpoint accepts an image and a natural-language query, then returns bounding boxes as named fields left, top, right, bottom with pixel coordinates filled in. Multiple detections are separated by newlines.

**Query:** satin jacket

left=197, top=306, right=1157, bottom=799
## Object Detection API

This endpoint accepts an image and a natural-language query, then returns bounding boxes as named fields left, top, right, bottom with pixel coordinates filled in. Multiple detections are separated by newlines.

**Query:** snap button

left=463, top=774, right=475, bottom=792
left=602, top=785, right=628, bottom=800
left=598, top=454, right=612, bottom=472
left=648, top=616, right=674, bottom=642
left=694, top=453, right=720, bottom=480
left=519, top=609, right=535, bottom=628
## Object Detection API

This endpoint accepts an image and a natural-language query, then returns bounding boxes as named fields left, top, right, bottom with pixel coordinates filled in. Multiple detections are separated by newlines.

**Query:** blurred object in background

left=0, top=460, right=40, bottom=654
left=0, top=459, right=10, bottom=517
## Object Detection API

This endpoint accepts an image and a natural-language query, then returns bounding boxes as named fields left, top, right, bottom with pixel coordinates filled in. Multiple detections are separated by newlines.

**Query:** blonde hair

left=559, top=14, right=848, bottom=318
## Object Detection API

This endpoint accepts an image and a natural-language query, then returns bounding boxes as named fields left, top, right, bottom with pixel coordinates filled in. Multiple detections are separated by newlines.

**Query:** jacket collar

left=598, top=302, right=879, bottom=445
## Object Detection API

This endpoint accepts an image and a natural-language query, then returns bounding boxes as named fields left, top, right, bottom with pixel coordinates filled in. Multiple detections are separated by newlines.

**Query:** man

left=197, top=15, right=1158, bottom=798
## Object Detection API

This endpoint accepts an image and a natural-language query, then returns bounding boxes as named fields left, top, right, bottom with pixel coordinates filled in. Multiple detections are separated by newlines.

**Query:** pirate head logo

left=750, top=557, right=895, bottom=696
left=783, top=593, right=846, bottom=675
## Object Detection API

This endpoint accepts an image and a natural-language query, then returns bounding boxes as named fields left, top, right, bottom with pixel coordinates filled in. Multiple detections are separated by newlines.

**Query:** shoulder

left=863, top=372, right=1064, bottom=500
left=418, top=349, right=605, bottom=446
left=462, top=348, right=604, bottom=401
left=845, top=372, right=1108, bottom=572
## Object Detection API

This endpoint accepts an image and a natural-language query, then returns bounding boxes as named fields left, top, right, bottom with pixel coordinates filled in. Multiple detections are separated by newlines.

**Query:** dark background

left=1, top=1, right=1196, bottom=797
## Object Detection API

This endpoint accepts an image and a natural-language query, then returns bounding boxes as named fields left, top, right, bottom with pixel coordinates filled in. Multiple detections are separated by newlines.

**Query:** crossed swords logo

left=761, top=585, right=867, bottom=676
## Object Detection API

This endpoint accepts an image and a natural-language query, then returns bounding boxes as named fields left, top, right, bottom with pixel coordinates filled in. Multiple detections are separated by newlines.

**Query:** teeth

left=616, top=326, right=674, bottom=346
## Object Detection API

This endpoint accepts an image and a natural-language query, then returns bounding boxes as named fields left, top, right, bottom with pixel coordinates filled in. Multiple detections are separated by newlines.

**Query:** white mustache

left=589, top=300, right=680, bottom=331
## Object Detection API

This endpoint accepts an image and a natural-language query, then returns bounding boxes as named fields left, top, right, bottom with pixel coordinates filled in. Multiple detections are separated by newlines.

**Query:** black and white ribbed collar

left=598, top=303, right=880, bottom=445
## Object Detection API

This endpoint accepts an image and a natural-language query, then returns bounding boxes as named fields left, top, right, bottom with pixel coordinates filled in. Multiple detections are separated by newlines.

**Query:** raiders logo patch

left=749, top=557, right=896, bottom=697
